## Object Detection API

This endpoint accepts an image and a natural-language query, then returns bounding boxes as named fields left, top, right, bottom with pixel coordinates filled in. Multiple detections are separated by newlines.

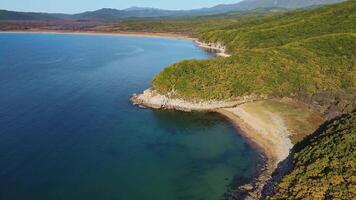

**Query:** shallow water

left=0, top=33, right=260, bottom=200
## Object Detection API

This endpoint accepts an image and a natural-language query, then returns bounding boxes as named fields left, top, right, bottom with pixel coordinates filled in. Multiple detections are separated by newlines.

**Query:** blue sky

left=1, top=0, right=243, bottom=13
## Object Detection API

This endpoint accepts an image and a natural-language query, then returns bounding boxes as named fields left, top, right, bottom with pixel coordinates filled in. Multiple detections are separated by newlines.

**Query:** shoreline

left=131, top=89, right=265, bottom=111
left=216, top=109, right=279, bottom=166
left=216, top=109, right=288, bottom=199
left=0, top=30, right=230, bottom=57
left=0, top=30, right=195, bottom=40
left=2, top=30, right=280, bottom=198
left=131, top=89, right=292, bottom=199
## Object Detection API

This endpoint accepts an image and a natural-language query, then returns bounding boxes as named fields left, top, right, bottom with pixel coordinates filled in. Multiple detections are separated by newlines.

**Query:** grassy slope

left=199, top=1, right=356, bottom=51
left=267, top=111, right=356, bottom=199
left=241, top=99, right=324, bottom=143
left=151, top=1, right=356, bottom=113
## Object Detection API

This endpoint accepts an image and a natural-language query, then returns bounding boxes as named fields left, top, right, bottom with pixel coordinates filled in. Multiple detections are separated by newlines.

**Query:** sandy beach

left=216, top=106, right=293, bottom=199
left=131, top=90, right=293, bottom=166
left=131, top=90, right=323, bottom=199
left=218, top=107, right=293, bottom=166
left=131, top=92, right=289, bottom=199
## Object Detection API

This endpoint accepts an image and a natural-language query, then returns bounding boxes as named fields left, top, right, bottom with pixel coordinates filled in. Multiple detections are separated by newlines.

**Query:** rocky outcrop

left=194, top=40, right=231, bottom=57
left=131, top=89, right=264, bottom=112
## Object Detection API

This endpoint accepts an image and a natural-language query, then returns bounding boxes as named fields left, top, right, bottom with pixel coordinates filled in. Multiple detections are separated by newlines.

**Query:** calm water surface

left=0, top=33, right=260, bottom=200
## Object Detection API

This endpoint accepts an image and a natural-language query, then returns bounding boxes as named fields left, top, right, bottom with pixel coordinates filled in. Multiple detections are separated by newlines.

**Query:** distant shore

left=0, top=30, right=231, bottom=57
left=0, top=30, right=194, bottom=40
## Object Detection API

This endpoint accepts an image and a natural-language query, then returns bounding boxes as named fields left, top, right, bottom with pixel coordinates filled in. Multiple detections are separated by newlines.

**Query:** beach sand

left=216, top=106, right=292, bottom=199
left=218, top=106, right=293, bottom=166
left=216, top=100, right=323, bottom=199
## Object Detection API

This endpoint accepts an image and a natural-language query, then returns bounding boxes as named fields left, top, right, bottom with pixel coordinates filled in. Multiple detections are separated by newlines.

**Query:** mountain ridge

left=0, top=0, right=345, bottom=21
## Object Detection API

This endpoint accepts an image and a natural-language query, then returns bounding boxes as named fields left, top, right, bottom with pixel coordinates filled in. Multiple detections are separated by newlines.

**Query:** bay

left=0, top=33, right=260, bottom=200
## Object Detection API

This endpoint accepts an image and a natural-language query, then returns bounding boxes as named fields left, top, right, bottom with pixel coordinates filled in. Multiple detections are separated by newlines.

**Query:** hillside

left=266, top=111, right=355, bottom=199
left=151, top=0, right=356, bottom=113
left=71, top=8, right=180, bottom=21
left=208, top=0, right=345, bottom=12
left=114, top=8, right=287, bottom=36
left=0, top=8, right=288, bottom=36
left=230, top=0, right=345, bottom=10
left=0, top=10, right=67, bottom=20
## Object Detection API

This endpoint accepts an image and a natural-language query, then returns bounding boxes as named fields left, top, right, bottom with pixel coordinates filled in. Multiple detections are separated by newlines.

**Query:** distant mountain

left=0, top=0, right=346, bottom=21
left=212, top=0, right=346, bottom=11
left=72, top=8, right=180, bottom=21
left=124, top=7, right=162, bottom=11
left=0, top=10, right=68, bottom=20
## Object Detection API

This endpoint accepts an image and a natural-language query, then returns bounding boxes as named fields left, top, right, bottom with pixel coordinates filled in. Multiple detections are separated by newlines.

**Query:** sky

left=1, top=0, right=243, bottom=13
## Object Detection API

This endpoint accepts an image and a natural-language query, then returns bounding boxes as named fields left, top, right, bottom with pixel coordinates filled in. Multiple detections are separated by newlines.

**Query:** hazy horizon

left=1, top=0, right=243, bottom=14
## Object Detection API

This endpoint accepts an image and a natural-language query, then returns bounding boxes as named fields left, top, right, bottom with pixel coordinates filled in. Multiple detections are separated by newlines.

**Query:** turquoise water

left=0, top=33, right=260, bottom=200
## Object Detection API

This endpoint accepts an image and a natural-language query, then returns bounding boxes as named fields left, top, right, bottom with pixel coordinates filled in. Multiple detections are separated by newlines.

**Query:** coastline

left=131, top=89, right=293, bottom=199
left=131, top=89, right=260, bottom=111
left=0, top=30, right=231, bottom=57
left=2, top=29, right=284, bottom=198
left=216, top=108, right=291, bottom=199
left=0, top=30, right=194, bottom=40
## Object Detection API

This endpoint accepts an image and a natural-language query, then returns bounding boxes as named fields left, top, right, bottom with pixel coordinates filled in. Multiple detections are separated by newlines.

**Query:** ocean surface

left=0, top=33, right=260, bottom=200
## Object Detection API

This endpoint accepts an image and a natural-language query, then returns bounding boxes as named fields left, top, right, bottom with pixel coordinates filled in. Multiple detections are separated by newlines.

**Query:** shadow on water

left=151, top=109, right=264, bottom=199
left=152, top=110, right=223, bottom=131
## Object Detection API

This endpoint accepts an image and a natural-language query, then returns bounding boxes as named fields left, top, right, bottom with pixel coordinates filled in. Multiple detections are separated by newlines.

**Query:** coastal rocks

left=131, top=89, right=263, bottom=112
left=194, top=40, right=231, bottom=57
left=239, top=184, right=254, bottom=191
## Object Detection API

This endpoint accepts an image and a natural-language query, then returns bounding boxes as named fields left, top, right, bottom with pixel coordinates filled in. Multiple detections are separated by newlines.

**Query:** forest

left=267, top=111, right=355, bottom=199
left=151, top=0, right=355, bottom=113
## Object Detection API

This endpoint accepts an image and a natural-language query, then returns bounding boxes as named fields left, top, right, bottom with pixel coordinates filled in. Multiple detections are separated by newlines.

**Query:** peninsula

left=131, top=1, right=355, bottom=199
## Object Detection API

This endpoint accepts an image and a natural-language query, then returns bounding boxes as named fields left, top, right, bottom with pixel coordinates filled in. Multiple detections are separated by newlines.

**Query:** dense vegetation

left=147, top=2, right=356, bottom=199
left=115, top=9, right=287, bottom=36
left=267, top=111, right=356, bottom=199
left=152, top=0, right=356, bottom=112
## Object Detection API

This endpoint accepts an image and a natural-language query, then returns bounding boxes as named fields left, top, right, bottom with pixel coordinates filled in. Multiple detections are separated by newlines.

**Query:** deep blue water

left=0, top=33, right=260, bottom=200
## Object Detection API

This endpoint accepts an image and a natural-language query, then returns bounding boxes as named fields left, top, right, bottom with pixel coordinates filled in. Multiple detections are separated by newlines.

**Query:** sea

left=0, top=33, right=260, bottom=200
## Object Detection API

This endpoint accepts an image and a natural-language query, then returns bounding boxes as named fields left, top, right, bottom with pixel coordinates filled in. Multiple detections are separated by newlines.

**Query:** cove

left=0, top=33, right=261, bottom=200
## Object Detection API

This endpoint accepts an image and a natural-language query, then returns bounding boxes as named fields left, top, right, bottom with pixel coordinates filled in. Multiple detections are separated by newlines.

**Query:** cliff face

left=264, top=111, right=356, bottom=200
left=194, top=40, right=231, bottom=57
